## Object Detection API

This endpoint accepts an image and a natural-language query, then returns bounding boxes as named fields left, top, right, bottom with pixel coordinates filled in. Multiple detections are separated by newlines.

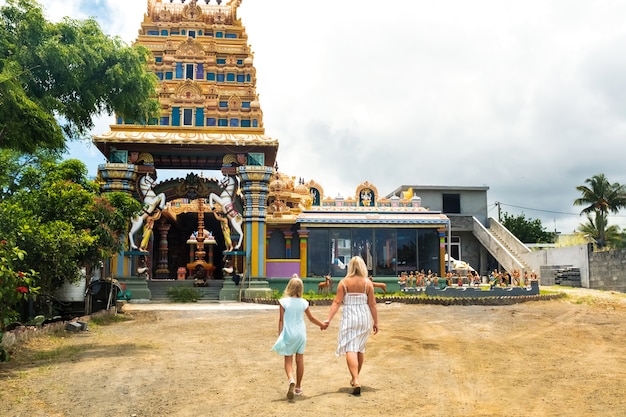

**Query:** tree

left=577, top=214, right=622, bottom=250
left=573, top=173, right=626, bottom=249
left=500, top=212, right=556, bottom=244
left=0, top=0, right=160, bottom=153
left=0, top=151, right=141, bottom=295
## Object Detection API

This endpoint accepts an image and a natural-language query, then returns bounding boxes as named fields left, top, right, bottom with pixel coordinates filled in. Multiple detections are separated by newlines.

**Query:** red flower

left=16, top=286, right=28, bottom=293
left=0, top=239, right=6, bottom=245
left=18, top=271, right=25, bottom=278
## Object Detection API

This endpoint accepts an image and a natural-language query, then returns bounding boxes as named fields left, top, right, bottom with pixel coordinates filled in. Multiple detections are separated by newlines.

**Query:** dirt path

left=1, top=288, right=626, bottom=417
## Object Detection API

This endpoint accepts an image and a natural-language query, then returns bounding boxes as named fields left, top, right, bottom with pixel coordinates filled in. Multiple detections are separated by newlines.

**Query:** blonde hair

left=346, top=256, right=368, bottom=278
left=284, top=276, right=304, bottom=298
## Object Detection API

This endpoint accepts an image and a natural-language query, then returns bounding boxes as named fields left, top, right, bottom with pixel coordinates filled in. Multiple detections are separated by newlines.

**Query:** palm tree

left=578, top=214, right=622, bottom=249
left=574, top=173, right=626, bottom=248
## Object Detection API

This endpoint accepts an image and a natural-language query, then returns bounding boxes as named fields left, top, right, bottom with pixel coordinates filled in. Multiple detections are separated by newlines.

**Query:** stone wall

left=588, top=249, right=626, bottom=292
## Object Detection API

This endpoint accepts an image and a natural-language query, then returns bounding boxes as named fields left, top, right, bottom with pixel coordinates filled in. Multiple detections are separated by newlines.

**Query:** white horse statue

left=209, top=176, right=244, bottom=250
left=128, top=174, right=167, bottom=251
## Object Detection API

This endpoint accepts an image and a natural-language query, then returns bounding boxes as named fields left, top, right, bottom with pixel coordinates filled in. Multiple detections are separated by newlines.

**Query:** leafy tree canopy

left=0, top=150, right=141, bottom=293
left=501, top=212, right=556, bottom=244
left=0, top=0, right=160, bottom=153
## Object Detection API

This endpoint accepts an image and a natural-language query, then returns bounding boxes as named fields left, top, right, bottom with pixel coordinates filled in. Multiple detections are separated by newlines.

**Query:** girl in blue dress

left=272, top=275, right=327, bottom=399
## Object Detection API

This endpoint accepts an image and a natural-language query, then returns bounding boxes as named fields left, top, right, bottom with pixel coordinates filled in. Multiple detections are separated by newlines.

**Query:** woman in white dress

left=324, top=256, right=379, bottom=395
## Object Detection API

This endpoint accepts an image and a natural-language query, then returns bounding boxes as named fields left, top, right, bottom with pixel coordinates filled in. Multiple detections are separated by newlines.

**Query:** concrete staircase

left=147, top=280, right=224, bottom=302
left=473, top=217, right=531, bottom=272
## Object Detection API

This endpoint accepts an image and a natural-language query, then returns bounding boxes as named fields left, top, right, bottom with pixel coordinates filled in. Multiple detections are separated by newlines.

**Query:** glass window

left=241, top=119, right=251, bottom=127
left=418, top=229, right=439, bottom=274
left=330, top=229, right=352, bottom=277
left=160, top=116, right=169, bottom=126
left=206, top=117, right=216, bottom=126
left=230, top=118, right=239, bottom=127
left=217, top=74, right=225, bottom=83
left=183, top=108, right=193, bottom=126
left=175, top=63, right=183, bottom=79
left=216, top=58, right=226, bottom=65
left=226, top=73, right=235, bottom=82
left=185, top=64, right=194, bottom=80
left=443, top=193, right=461, bottom=214
left=218, top=118, right=228, bottom=127
left=374, top=230, right=396, bottom=276
left=207, top=72, right=215, bottom=81
left=352, top=229, right=374, bottom=273
left=219, top=101, right=228, bottom=108
left=397, top=230, right=417, bottom=274
left=307, top=229, right=329, bottom=278
left=165, top=72, right=173, bottom=80
left=237, top=74, right=245, bottom=83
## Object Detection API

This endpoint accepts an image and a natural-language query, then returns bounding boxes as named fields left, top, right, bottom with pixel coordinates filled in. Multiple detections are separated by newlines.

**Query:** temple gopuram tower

left=93, top=0, right=277, bottom=291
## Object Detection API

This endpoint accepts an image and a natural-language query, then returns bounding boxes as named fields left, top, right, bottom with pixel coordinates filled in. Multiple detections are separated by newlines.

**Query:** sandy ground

left=1, top=287, right=626, bottom=417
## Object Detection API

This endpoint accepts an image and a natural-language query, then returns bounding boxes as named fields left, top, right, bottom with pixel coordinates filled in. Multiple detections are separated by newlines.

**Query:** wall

left=588, top=249, right=626, bottom=292
left=266, top=260, right=300, bottom=278
left=521, top=244, right=590, bottom=287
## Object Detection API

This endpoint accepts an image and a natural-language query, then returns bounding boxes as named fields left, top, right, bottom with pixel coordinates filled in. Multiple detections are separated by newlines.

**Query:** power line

left=495, top=202, right=626, bottom=218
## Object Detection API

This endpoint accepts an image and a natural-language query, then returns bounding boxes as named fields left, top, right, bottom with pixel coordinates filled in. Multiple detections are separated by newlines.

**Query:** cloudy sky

left=9, top=0, right=626, bottom=234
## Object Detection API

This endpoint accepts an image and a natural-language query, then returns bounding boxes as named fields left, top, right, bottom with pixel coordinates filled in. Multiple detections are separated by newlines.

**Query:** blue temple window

left=183, top=109, right=193, bottom=126
left=225, top=33, right=237, bottom=39
left=217, top=74, right=225, bottom=83
left=226, top=73, right=235, bottom=82
left=215, top=31, right=223, bottom=38
left=204, top=31, right=213, bottom=37
left=156, top=72, right=164, bottom=80
left=171, top=31, right=180, bottom=35
left=237, top=74, right=245, bottom=83
left=195, top=108, right=204, bottom=126
left=188, top=30, right=196, bottom=38
left=206, top=117, right=216, bottom=126
left=185, top=63, right=194, bottom=80
left=207, top=72, right=215, bottom=81
left=160, top=116, right=170, bottom=126
left=155, top=56, right=163, bottom=63
left=147, top=30, right=158, bottom=36
left=241, top=101, right=250, bottom=109
left=216, top=58, right=226, bottom=65
left=219, top=101, right=228, bottom=108
left=198, top=30, right=203, bottom=36
left=175, top=62, right=183, bottom=79
left=246, top=74, right=251, bottom=82
left=165, top=71, right=173, bottom=80
left=172, top=108, right=180, bottom=126
left=160, top=30, right=168, bottom=36
left=117, top=117, right=123, bottom=124
left=252, top=119, right=258, bottom=127
left=241, top=119, right=251, bottom=127
left=182, top=29, right=187, bottom=35
left=196, top=63, right=204, bottom=80
left=237, top=59, right=243, bottom=65
left=218, top=118, right=228, bottom=127
left=230, top=119, right=239, bottom=127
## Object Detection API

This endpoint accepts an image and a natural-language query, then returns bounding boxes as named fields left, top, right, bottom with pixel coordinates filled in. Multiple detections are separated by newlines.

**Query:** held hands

left=320, top=320, right=330, bottom=331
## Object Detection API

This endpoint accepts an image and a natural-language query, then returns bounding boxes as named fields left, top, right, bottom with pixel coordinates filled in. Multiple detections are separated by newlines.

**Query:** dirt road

left=1, top=288, right=625, bottom=417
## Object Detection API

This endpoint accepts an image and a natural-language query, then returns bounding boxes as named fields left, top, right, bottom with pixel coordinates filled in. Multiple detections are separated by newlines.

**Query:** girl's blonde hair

left=284, top=276, right=304, bottom=298
left=346, top=256, right=368, bottom=278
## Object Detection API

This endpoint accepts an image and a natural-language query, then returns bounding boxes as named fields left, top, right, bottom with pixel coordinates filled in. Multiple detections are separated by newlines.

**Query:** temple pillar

left=283, top=230, right=293, bottom=258
left=237, top=165, right=273, bottom=298
left=266, top=229, right=273, bottom=259
left=155, top=220, right=171, bottom=279
left=439, top=228, right=446, bottom=278
left=298, top=229, right=309, bottom=278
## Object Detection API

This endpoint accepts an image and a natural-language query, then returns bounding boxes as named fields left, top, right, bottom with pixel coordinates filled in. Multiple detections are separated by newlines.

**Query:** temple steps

left=147, top=280, right=224, bottom=302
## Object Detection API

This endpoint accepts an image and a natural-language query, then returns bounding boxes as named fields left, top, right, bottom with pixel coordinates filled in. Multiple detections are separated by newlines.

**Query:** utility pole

left=496, top=201, right=501, bottom=222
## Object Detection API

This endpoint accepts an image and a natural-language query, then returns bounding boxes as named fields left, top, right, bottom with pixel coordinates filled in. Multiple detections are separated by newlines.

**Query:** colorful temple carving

left=93, top=0, right=451, bottom=299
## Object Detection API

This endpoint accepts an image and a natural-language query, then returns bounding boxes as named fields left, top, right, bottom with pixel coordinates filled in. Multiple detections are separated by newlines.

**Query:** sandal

left=287, top=380, right=295, bottom=399
left=295, top=387, right=303, bottom=396
left=352, top=385, right=361, bottom=396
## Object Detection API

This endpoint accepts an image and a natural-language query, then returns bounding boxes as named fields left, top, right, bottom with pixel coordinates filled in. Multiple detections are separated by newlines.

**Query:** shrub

left=166, top=286, right=201, bottom=303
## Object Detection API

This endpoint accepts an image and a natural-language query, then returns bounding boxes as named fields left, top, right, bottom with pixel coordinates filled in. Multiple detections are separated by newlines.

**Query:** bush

left=166, top=286, right=201, bottom=303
